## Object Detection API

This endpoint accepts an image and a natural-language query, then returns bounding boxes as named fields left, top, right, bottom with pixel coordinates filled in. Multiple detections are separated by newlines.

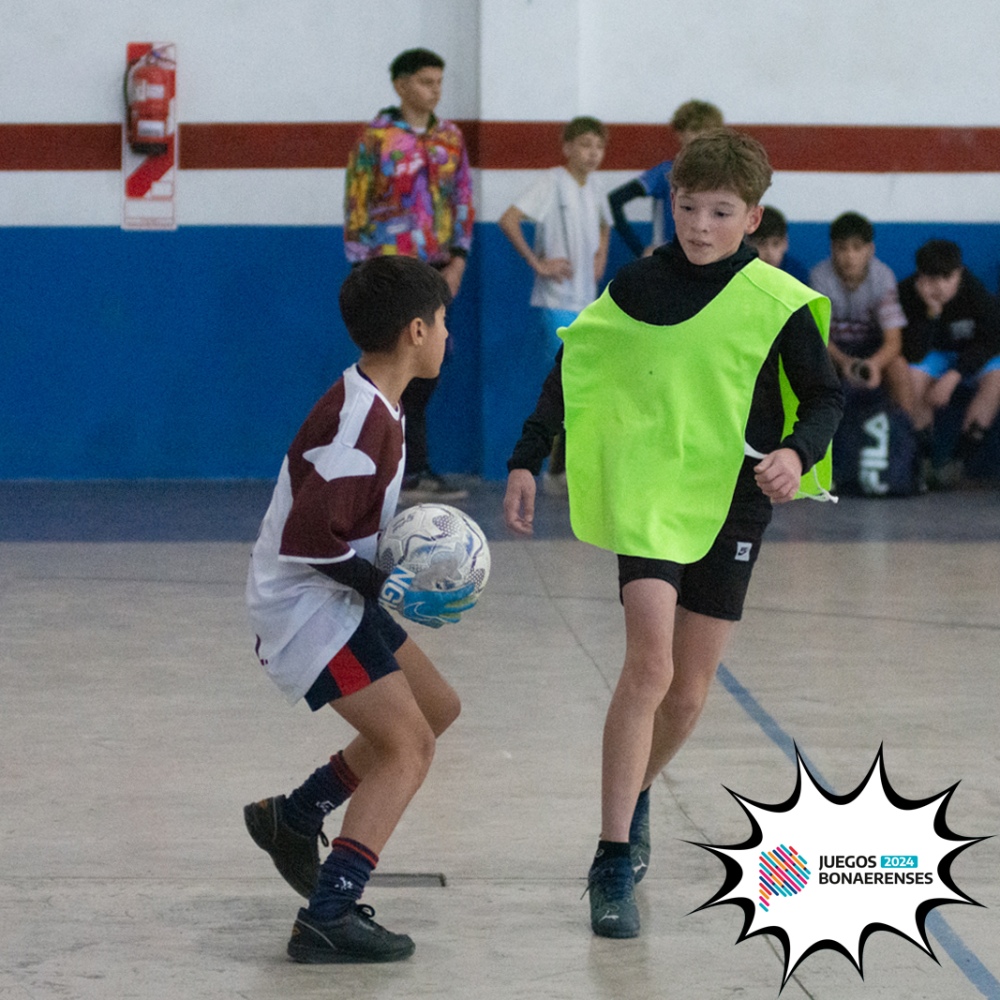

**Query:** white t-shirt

left=246, top=365, right=404, bottom=703
left=514, top=166, right=611, bottom=312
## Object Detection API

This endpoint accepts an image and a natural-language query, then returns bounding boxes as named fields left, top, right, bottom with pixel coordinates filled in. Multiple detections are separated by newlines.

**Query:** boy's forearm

left=311, top=554, right=388, bottom=601
left=608, top=180, right=647, bottom=258
left=870, top=327, right=903, bottom=370
left=499, top=207, right=538, bottom=269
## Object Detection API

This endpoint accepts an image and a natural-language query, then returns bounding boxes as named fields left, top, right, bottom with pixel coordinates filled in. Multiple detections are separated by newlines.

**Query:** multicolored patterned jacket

left=344, top=108, right=474, bottom=264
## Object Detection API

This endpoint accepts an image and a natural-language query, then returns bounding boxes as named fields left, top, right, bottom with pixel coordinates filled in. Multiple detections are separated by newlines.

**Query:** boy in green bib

left=503, top=129, right=843, bottom=939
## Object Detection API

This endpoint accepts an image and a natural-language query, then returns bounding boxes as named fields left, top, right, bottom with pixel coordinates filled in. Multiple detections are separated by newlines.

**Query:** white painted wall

left=3, top=0, right=1000, bottom=224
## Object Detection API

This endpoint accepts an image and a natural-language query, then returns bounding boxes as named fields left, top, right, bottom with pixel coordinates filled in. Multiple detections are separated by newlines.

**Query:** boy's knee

left=659, top=678, right=713, bottom=726
left=621, top=651, right=675, bottom=702
left=434, top=690, right=461, bottom=735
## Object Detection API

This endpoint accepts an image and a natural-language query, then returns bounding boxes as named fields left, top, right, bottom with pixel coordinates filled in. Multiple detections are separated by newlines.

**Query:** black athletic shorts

left=617, top=518, right=769, bottom=622
left=305, top=599, right=407, bottom=711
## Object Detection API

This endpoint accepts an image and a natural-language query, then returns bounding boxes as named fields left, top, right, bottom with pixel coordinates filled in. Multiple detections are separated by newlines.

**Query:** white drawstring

left=744, top=442, right=839, bottom=504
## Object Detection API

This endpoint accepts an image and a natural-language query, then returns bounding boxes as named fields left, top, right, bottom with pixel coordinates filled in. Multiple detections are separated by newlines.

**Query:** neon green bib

left=560, top=259, right=831, bottom=561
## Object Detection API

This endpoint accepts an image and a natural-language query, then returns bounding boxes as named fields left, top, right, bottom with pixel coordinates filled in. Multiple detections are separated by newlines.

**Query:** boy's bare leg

left=642, top=607, right=734, bottom=787
left=340, top=637, right=460, bottom=778
left=600, top=578, right=678, bottom=842
left=332, top=671, right=436, bottom=854
left=885, top=355, right=916, bottom=415
left=909, top=368, right=935, bottom=431
left=965, top=369, right=1000, bottom=432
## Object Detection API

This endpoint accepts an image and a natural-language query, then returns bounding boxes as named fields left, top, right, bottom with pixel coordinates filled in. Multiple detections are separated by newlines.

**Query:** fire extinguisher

left=124, top=48, right=176, bottom=156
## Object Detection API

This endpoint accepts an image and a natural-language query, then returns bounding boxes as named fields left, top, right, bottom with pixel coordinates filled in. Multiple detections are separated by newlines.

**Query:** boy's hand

left=754, top=448, right=803, bottom=504
left=914, top=274, right=948, bottom=318
left=846, top=357, right=880, bottom=389
left=503, top=469, right=536, bottom=535
left=440, top=256, right=466, bottom=297
left=379, top=566, right=477, bottom=627
left=534, top=257, right=573, bottom=281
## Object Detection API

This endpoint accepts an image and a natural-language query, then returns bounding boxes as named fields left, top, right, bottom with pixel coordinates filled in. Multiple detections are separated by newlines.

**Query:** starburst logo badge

left=691, top=746, right=988, bottom=989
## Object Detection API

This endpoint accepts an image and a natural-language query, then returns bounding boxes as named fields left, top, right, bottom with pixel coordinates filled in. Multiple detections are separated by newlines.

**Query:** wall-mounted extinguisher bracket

left=122, top=42, right=177, bottom=231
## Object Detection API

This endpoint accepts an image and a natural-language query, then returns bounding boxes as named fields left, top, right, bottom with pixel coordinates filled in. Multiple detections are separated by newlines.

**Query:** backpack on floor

left=832, top=386, right=921, bottom=497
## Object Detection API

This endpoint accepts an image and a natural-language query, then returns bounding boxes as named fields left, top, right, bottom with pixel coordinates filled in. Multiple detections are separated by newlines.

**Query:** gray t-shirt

left=809, top=257, right=906, bottom=357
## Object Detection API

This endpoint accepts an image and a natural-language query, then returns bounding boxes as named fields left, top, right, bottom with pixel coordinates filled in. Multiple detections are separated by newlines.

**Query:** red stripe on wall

left=0, top=124, right=120, bottom=170
left=178, top=122, right=362, bottom=169
left=3, top=121, right=1000, bottom=172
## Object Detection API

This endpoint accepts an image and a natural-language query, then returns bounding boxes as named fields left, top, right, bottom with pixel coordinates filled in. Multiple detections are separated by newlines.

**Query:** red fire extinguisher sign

left=123, top=43, right=177, bottom=230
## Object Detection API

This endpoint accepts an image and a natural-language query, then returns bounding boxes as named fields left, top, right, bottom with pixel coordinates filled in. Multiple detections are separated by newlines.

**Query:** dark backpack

left=832, top=386, right=921, bottom=497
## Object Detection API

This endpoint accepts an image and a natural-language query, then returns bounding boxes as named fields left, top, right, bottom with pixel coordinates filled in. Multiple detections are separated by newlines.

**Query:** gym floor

left=2, top=478, right=998, bottom=999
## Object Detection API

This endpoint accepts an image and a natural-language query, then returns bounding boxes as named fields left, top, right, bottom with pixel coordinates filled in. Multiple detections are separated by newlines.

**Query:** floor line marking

left=716, top=662, right=999, bottom=1000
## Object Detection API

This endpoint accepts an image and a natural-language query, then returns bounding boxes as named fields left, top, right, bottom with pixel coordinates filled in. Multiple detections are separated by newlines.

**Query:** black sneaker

left=287, top=905, right=415, bottom=963
left=629, top=788, right=651, bottom=884
left=586, top=855, right=640, bottom=938
left=244, top=795, right=328, bottom=898
left=399, top=472, right=469, bottom=501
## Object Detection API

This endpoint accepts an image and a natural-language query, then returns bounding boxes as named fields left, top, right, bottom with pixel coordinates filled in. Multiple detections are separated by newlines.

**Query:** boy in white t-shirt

left=499, top=116, right=611, bottom=361
left=499, top=117, right=611, bottom=488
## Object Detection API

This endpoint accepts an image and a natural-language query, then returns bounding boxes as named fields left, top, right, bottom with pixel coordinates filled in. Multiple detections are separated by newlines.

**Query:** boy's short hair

left=390, top=48, right=445, bottom=80
left=670, top=128, right=772, bottom=205
left=751, top=205, right=788, bottom=242
left=670, top=100, right=724, bottom=134
left=562, top=116, right=607, bottom=144
left=830, top=212, right=874, bottom=244
left=915, top=239, right=963, bottom=276
left=339, top=257, right=451, bottom=353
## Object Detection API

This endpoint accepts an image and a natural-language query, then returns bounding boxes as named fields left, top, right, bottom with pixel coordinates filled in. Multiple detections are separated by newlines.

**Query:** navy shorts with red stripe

left=304, top=599, right=407, bottom=711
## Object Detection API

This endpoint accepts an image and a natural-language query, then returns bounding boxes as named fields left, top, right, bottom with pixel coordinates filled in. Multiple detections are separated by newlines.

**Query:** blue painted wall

left=2, top=222, right=999, bottom=481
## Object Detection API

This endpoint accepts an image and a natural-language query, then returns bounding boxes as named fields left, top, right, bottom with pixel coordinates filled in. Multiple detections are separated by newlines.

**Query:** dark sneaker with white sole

left=586, top=854, right=640, bottom=938
left=287, top=905, right=415, bottom=963
left=244, top=795, right=328, bottom=898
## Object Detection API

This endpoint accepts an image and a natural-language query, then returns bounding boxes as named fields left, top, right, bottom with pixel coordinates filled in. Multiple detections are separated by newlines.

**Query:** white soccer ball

left=377, top=503, right=491, bottom=598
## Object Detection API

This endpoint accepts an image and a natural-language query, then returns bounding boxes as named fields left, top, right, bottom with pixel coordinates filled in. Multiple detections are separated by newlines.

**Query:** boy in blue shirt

left=608, top=99, right=723, bottom=258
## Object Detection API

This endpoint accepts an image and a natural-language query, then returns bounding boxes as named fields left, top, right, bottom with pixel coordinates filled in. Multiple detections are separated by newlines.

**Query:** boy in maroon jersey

left=245, top=255, right=475, bottom=963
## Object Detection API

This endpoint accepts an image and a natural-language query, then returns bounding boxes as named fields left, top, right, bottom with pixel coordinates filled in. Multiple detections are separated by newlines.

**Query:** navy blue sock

left=308, top=838, right=378, bottom=920
left=592, top=839, right=630, bottom=868
left=284, top=751, right=359, bottom=837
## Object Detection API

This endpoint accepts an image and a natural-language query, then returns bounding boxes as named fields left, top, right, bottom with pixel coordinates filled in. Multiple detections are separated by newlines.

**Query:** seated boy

left=499, top=116, right=611, bottom=492
left=504, top=129, right=842, bottom=940
left=898, top=239, right=1000, bottom=486
left=746, top=205, right=809, bottom=283
left=607, top=99, right=723, bottom=258
left=245, top=255, right=476, bottom=963
left=809, top=212, right=912, bottom=411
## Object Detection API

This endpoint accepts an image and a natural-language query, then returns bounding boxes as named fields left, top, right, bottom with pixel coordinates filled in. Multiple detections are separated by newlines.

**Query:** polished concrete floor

left=2, top=479, right=999, bottom=999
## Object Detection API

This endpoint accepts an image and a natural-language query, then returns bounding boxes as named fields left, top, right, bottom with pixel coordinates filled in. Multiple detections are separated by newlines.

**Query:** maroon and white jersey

left=247, top=364, right=404, bottom=702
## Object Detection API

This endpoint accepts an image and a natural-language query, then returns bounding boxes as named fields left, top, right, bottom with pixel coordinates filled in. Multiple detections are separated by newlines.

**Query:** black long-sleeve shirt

left=898, top=269, right=1000, bottom=376
left=508, top=239, right=844, bottom=520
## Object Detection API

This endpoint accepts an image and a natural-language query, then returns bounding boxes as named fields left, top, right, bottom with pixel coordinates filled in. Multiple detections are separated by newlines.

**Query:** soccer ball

left=377, top=503, right=490, bottom=598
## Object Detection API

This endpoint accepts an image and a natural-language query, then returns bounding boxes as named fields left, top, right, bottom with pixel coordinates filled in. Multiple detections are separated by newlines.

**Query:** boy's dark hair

left=830, top=212, right=874, bottom=244
left=562, top=116, right=607, bottom=144
left=751, top=205, right=788, bottom=242
left=670, top=128, right=772, bottom=205
left=390, top=48, right=445, bottom=80
left=671, top=100, right=724, bottom=134
left=339, top=257, right=451, bottom=353
left=915, top=239, right=963, bottom=276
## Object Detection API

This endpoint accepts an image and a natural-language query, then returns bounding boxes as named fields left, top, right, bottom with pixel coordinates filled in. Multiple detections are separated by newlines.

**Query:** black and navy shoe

left=586, top=855, right=640, bottom=939
left=287, top=905, right=415, bottom=963
left=244, top=795, right=328, bottom=898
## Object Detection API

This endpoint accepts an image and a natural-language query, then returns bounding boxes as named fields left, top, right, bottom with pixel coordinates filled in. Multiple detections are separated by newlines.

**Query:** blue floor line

left=716, top=663, right=999, bottom=1000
